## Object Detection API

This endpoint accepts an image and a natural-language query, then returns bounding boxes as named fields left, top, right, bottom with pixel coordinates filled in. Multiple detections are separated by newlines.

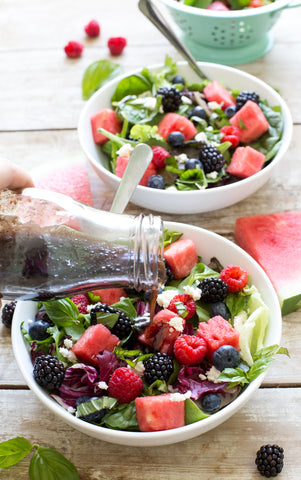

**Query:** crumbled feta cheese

left=175, top=153, right=189, bottom=164
left=157, top=289, right=178, bottom=308
left=194, top=132, right=208, bottom=143
left=206, top=366, right=222, bottom=383
left=98, top=381, right=108, bottom=390
left=183, top=285, right=202, bottom=301
left=116, top=143, right=134, bottom=157
left=198, top=373, right=207, bottom=381
left=208, top=101, right=222, bottom=110
left=143, top=96, right=157, bottom=110
left=181, top=95, right=192, bottom=105
left=87, top=302, right=100, bottom=313
left=67, top=406, right=76, bottom=415
left=134, top=361, right=145, bottom=376
left=206, top=171, right=218, bottom=179
left=169, top=391, right=191, bottom=401
left=63, top=338, right=73, bottom=349
left=59, top=347, right=77, bottom=363
left=169, top=316, right=184, bottom=332
left=166, top=185, right=178, bottom=192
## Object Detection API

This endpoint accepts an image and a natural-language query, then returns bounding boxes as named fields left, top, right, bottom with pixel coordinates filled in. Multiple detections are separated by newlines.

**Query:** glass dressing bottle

left=0, top=188, right=165, bottom=301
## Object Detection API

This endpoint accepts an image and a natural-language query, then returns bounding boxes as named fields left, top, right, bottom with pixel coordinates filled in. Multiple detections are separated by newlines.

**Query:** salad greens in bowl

left=12, top=221, right=285, bottom=447
left=78, top=57, right=292, bottom=214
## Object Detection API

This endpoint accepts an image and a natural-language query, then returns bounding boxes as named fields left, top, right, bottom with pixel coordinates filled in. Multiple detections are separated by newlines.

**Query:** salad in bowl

left=12, top=222, right=286, bottom=446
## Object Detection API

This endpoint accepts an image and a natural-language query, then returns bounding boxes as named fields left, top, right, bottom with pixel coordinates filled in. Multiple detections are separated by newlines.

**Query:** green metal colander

left=157, top=0, right=301, bottom=64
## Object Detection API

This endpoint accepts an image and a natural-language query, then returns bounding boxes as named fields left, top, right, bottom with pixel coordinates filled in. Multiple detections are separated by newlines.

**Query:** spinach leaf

left=111, top=74, right=152, bottom=103
left=82, top=60, right=123, bottom=100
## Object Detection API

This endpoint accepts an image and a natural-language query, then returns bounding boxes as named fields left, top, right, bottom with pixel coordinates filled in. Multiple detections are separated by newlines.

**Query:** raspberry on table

left=108, top=367, right=143, bottom=403
left=220, top=264, right=249, bottom=292
left=151, top=146, right=170, bottom=168
left=174, top=335, right=207, bottom=365
left=71, top=294, right=90, bottom=314
left=107, top=37, right=127, bottom=56
left=64, top=41, right=84, bottom=58
left=84, top=19, right=100, bottom=37
left=255, top=444, right=284, bottom=477
left=167, top=294, right=196, bottom=320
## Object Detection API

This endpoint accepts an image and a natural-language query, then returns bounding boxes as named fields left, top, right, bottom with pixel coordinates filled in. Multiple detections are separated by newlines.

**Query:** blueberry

left=185, top=158, right=204, bottom=170
left=201, top=393, right=221, bottom=413
left=224, top=105, right=237, bottom=119
left=212, top=345, right=240, bottom=371
left=147, top=174, right=165, bottom=189
left=210, top=301, right=231, bottom=320
left=172, top=75, right=185, bottom=85
left=188, top=106, right=208, bottom=121
left=28, top=319, right=51, bottom=341
left=167, top=131, right=185, bottom=147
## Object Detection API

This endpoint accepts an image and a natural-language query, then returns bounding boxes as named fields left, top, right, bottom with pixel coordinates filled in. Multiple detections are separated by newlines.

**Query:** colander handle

left=138, top=0, right=209, bottom=80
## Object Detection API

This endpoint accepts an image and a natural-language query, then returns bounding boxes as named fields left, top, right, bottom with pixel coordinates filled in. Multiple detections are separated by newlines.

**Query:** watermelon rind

left=281, top=293, right=301, bottom=317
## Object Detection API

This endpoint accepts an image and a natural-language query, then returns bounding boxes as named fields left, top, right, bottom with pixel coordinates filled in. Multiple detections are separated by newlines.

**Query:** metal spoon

left=110, top=143, right=153, bottom=214
left=138, top=0, right=208, bottom=81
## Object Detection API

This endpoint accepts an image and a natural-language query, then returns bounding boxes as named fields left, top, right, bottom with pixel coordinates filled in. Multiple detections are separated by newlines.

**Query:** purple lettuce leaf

left=174, top=366, right=229, bottom=400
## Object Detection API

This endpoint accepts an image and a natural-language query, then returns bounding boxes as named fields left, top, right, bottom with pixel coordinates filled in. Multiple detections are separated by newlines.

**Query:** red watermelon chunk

left=206, top=1, right=230, bottom=9
left=197, top=316, right=240, bottom=361
left=135, top=394, right=185, bottom=431
left=91, top=108, right=122, bottom=145
left=226, top=146, right=265, bottom=178
left=72, top=324, right=120, bottom=367
left=234, top=212, right=301, bottom=315
left=203, top=81, right=235, bottom=110
left=230, top=100, right=269, bottom=143
left=115, top=155, right=157, bottom=187
left=164, top=238, right=198, bottom=279
left=91, top=288, right=128, bottom=305
left=139, top=309, right=185, bottom=354
left=157, top=113, right=197, bottom=141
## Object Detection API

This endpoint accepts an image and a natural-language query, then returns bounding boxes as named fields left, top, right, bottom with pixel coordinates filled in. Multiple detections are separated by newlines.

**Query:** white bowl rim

left=78, top=60, right=293, bottom=201
left=158, top=0, right=293, bottom=17
left=11, top=221, right=282, bottom=446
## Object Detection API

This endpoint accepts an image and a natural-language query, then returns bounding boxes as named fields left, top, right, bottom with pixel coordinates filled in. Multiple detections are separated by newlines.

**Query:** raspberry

left=64, top=41, right=84, bottom=58
left=249, top=0, right=264, bottom=6
left=107, top=37, right=127, bottom=56
left=174, top=335, right=207, bottom=365
left=71, top=294, right=90, bottom=314
left=220, top=126, right=240, bottom=148
left=84, top=19, right=100, bottom=37
left=220, top=264, right=249, bottom=292
left=151, top=146, right=170, bottom=168
left=167, top=294, right=196, bottom=320
left=108, top=367, right=143, bottom=403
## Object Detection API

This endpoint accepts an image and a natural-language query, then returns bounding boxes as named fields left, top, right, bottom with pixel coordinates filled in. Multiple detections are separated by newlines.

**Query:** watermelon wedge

left=31, top=158, right=94, bottom=206
left=234, top=212, right=301, bottom=315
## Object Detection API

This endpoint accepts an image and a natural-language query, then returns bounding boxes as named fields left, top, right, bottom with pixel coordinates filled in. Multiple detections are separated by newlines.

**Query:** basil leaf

left=111, top=297, right=137, bottom=320
left=111, top=73, right=152, bottom=103
left=43, top=299, right=79, bottom=327
left=164, top=229, right=183, bottom=248
left=0, top=436, right=33, bottom=468
left=29, top=446, right=79, bottom=480
left=101, top=402, right=139, bottom=430
left=82, top=60, right=123, bottom=100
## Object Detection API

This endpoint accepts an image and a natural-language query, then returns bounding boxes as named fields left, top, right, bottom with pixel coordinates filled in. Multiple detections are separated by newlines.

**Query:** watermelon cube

left=115, top=155, right=157, bottom=187
left=230, top=100, right=269, bottom=143
left=91, top=108, right=122, bottom=145
left=91, top=288, right=128, bottom=305
left=164, top=238, right=198, bottom=279
left=72, top=324, right=120, bottom=367
left=197, top=316, right=240, bottom=361
left=135, top=394, right=185, bottom=431
left=157, top=113, right=197, bottom=141
left=140, top=309, right=185, bottom=354
left=206, top=1, right=230, bottom=9
left=203, top=81, right=235, bottom=110
left=226, top=146, right=265, bottom=178
left=234, top=212, right=301, bottom=315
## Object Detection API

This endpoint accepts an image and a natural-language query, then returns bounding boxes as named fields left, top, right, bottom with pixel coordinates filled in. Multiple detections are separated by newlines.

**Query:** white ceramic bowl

left=12, top=221, right=282, bottom=446
left=78, top=61, right=292, bottom=215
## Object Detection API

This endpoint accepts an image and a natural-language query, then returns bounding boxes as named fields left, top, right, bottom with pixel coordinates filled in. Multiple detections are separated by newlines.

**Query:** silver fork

left=138, top=0, right=209, bottom=81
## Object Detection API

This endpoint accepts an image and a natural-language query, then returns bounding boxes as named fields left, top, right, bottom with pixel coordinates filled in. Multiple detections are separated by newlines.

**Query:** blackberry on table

left=255, top=444, right=284, bottom=477
left=90, top=303, right=132, bottom=339
left=157, top=87, right=182, bottom=112
left=199, top=145, right=225, bottom=174
left=236, top=90, right=260, bottom=110
left=199, top=277, right=228, bottom=303
left=143, top=352, right=174, bottom=385
left=33, top=354, right=65, bottom=391
left=1, top=301, right=17, bottom=329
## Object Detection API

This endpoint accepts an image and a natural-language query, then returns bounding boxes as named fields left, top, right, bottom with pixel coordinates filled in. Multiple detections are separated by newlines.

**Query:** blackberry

left=1, top=301, right=17, bottom=328
left=255, top=444, right=284, bottom=477
left=143, top=352, right=174, bottom=385
left=236, top=90, right=260, bottom=110
left=199, top=145, right=225, bottom=174
left=157, top=87, right=182, bottom=113
left=90, top=303, right=132, bottom=339
left=33, top=354, right=65, bottom=391
left=199, top=277, right=228, bottom=303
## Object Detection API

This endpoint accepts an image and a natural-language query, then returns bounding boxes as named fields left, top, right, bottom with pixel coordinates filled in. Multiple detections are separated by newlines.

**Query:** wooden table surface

left=1, top=0, right=301, bottom=478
